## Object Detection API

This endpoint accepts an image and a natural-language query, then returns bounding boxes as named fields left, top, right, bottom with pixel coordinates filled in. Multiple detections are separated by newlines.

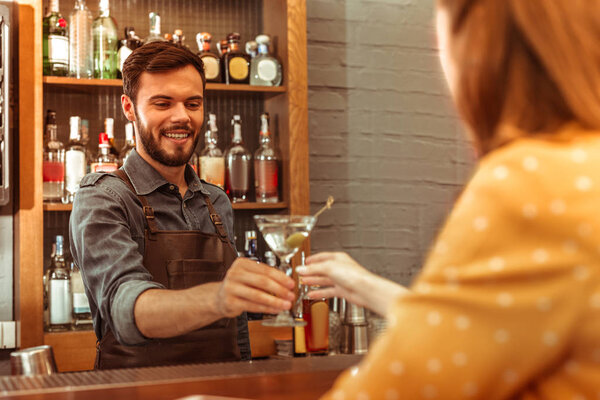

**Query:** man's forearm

left=134, top=282, right=224, bottom=339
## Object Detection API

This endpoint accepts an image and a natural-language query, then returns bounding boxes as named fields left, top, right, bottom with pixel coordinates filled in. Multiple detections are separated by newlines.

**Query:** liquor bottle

left=91, top=132, right=118, bottom=172
left=92, top=0, right=118, bottom=79
left=225, top=115, right=251, bottom=202
left=63, top=116, right=87, bottom=204
left=303, top=292, right=329, bottom=355
left=254, top=113, right=280, bottom=203
left=119, top=122, right=135, bottom=166
left=250, top=35, right=283, bottom=86
left=173, top=29, right=190, bottom=49
left=199, top=113, right=225, bottom=188
left=145, top=12, right=166, bottom=44
left=69, top=0, right=93, bottom=79
left=46, top=235, right=72, bottom=332
left=117, top=27, right=141, bottom=79
left=217, top=39, right=229, bottom=81
left=43, top=0, right=69, bottom=76
left=71, top=262, right=92, bottom=330
left=223, top=33, right=251, bottom=84
left=196, top=32, right=221, bottom=83
left=244, top=230, right=259, bottom=261
left=43, top=110, right=66, bottom=203
left=104, top=117, right=120, bottom=157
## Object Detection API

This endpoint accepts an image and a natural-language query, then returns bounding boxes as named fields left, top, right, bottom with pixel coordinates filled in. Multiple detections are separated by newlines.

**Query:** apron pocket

left=166, top=259, right=224, bottom=289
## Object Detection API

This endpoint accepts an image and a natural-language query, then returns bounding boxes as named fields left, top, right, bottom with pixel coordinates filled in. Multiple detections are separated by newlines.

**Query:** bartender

left=69, top=41, right=295, bottom=369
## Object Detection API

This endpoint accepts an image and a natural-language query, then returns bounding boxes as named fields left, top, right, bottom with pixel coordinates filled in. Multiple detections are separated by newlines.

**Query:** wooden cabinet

left=16, top=0, right=309, bottom=371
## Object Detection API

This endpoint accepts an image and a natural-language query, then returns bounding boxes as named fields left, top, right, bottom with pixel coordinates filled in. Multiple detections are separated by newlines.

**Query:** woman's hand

left=296, top=252, right=409, bottom=316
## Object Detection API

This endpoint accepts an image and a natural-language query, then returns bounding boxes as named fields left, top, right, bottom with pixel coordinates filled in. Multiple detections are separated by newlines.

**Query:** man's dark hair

left=122, top=41, right=206, bottom=104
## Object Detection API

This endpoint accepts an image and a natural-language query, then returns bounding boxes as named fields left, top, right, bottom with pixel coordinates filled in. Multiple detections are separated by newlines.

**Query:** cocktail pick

left=314, top=196, right=335, bottom=219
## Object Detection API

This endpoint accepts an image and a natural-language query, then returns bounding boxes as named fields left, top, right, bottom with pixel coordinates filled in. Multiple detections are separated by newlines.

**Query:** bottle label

left=255, top=159, right=278, bottom=199
left=91, top=162, right=118, bottom=173
left=48, top=35, right=69, bottom=64
left=202, top=56, right=220, bottom=80
left=200, top=156, right=225, bottom=188
left=65, top=150, right=87, bottom=193
left=229, top=57, right=249, bottom=80
left=43, top=160, right=65, bottom=183
left=49, top=280, right=72, bottom=325
left=257, top=59, right=277, bottom=82
left=73, top=293, right=91, bottom=314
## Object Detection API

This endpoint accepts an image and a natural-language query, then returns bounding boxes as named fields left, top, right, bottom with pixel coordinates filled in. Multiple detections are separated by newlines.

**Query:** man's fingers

left=236, top=259, right=295, bottom=289
left=307, top=287, right=337, bottom=300
left=227, top=283, right=292, bottom=311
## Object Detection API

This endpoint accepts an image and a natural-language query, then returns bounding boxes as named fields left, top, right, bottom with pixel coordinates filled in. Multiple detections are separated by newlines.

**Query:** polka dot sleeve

left=320, top=133, right=600, bottom=400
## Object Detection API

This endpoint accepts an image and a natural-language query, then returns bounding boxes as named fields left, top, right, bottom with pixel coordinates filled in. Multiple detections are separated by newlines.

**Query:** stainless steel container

left=344, top=302, right=367, bottom=324
left=341, top=324, right=369, bottom=355
left=10, top=345, right=58, bottom=376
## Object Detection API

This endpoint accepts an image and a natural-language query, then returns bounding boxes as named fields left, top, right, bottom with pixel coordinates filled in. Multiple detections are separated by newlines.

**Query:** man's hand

left=215, top=257, right=296, bottom=318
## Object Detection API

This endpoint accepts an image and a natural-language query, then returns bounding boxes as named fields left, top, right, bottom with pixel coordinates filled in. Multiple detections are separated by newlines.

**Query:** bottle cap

left=227, top=33, right=241, bottom=43
left=125, top=122, right=134, bottom=141
left=69, top=116, right=81, bottom=140
left=104, top=118, right=114, bottom=138
left=255, top=34, right=271, bottom=45
left=46, top=110, right=57, bottom=125
left=245, top=230, right=257, bottom=241
left=99, top=132, right=109, bottom=145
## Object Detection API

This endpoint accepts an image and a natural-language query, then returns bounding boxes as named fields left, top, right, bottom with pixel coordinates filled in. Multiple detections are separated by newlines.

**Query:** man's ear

left=121, top=94, right=137, bottom=122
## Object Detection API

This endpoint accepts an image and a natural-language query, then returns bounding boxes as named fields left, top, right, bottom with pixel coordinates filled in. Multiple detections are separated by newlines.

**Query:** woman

left=298, top=0, right=600, bottom=398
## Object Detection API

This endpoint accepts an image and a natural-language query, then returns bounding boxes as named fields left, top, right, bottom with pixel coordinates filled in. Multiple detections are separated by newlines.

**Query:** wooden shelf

left=44, top=201, right=288, bottom=212
left=43, top=76, right=286, bottom=94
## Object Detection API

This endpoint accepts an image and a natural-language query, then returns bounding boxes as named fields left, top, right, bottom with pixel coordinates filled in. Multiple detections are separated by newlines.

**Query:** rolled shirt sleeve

left=69, top=173, right=164, bottom=345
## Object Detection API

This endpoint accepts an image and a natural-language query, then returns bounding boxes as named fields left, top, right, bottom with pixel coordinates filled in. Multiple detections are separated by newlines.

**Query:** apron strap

left=112, top=169, right=159, bottom=239
left=202, top=193, right=232, bottom=242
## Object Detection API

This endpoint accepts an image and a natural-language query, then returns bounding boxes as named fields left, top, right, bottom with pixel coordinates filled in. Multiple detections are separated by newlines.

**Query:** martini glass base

left=262, top=312, right=306, bottom=327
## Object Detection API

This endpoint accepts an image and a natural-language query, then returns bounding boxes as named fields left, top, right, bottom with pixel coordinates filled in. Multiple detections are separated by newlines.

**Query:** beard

left=134, top=109, right=201, bottom=167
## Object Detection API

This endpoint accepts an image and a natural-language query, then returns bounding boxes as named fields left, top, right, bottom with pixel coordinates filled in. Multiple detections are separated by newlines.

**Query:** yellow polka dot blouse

left=322, top=126, right=600, bottom=400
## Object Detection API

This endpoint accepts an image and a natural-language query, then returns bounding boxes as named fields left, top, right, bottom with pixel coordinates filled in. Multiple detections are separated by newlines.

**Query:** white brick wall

left=307, top=0, right=476, bottom=285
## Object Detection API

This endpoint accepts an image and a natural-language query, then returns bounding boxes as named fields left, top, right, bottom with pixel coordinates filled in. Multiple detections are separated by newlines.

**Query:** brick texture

left=307, top=0, right=476, bottom=285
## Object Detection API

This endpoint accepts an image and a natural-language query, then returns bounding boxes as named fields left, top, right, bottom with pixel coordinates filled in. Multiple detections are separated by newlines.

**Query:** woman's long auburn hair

left=438, top=0, right=600, bottom=155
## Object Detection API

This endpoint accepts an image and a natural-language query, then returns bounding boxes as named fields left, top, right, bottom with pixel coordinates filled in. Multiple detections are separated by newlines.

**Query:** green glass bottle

left=92, top=0, right=118, bottom=79
left=43, top=0, right=69, bottom=76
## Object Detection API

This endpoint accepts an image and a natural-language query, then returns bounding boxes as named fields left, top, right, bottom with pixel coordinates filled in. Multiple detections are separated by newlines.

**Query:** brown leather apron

left=94, top=169, right=241, bottom=369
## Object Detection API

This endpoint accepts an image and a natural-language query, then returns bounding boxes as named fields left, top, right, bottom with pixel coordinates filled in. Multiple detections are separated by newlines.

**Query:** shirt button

left=169, top=185, right=175, bottom=191
left=183, top=204, right=187, bottom=208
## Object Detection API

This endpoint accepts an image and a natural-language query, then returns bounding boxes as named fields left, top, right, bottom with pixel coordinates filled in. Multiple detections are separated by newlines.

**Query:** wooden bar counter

left=0, top=355, right=362, bottom=400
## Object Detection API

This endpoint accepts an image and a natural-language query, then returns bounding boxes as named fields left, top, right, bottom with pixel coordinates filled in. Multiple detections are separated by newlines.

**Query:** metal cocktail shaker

left=341, top=302, right=368, bottom=354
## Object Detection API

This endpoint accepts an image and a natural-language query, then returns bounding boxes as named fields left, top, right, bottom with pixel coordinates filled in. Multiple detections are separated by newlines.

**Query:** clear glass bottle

left=250, top=35, right=283, bottom=86
left=223, top=33, right=251, bottom=84
left=69, top=0, right=93, bottom=79
left=200, top=113, right=225, bottom=188
left=225, top=115, right=251, bottom=202
left=91, top=132, right=118, bottom=172
left=104, top=117, right=120, bottom=157
left=71, top=261, right=92, bottom=330
left=43, top=0, right=69, bottom=76
left=63, top=116, right=87, bottom=204
left=92, top=0, right=118, bottom=79
left=47, top=235, right=72, bottom=332
left=117, top=27, right=141, bottom=79
left=254, top=113, right=280, bottom=203
left=119, top=122, right=135, bottom=166
left=145, top=12, right=166, bottom=44
left=196, top=32, right=221, bottom=83
left=43, top=110, right=65, bottom=203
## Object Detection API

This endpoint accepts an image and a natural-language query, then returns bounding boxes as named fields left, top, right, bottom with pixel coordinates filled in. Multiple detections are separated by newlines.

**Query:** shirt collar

left=122, top=149, right=211, bottom=196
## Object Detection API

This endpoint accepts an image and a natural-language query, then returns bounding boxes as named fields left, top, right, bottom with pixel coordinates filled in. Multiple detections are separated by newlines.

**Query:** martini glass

left=253, top=214, right=317, bottom=327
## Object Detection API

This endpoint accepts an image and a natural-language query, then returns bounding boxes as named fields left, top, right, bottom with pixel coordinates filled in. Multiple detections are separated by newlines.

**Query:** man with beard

left=69, top=42, right=295, bottom=369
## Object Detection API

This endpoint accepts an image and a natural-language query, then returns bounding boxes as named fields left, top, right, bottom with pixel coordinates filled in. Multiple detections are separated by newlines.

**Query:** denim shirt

left=69, top=150, right=250, bottom=359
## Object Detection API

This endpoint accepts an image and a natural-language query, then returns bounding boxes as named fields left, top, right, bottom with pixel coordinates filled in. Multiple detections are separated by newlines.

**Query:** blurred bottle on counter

left=254, top=113, right=280, bottom=203
left=173, top=29, right=189, bottom=49
left=43, top=0, right=69, bottom=76
left=199, top=113, right=225, bottom=188
left=244, top=230, right=259, bottom=261
left=119, top=122, right=135, bottom=166
left=145, top=12, right=166, bottom=44
left=63, top=116, right=87, bottom=204
left=223, top=33, right=251, bottom=84
left=264, top=250, right=277, bottom=267
left=91, top=132, right=118, bottom=172
left=196, top=32, right=221, bottom=83
left=69, top=0, right=93, bottom=78
left=71, top=262, right=92, bottom=330
left=117, top=27, right=142, bottom=79
left=250, top=34, right=283, bottom=86
left=104, top=117, right=120, bottom=157
left=43, top=110, right=65, bottom=203
left=46, top=235, right=72, bottom=332
left=92, top=0, right=118, bottom=79
left=225, top=115, right=251, bottom=202
left=303, top=291, right=329, bottom=355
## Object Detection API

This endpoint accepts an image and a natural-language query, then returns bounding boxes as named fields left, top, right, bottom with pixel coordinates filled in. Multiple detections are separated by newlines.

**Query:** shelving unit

left=16, top=0, right=309, bottom=372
